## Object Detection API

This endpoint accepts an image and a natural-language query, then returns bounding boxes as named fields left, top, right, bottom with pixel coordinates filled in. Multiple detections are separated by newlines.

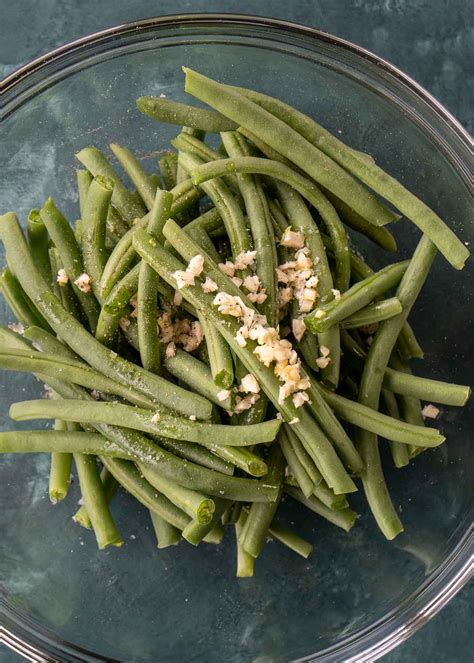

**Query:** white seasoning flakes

left=243, top=275, right=261, bottom=293
left=319, top=345, right=330, bottom=357
left=74, top=273, right=91, bottom=293
left=289, top=417, right=300, bottom=425
left=276, top=412, right=283, bottom=420
left=331, top=288, right=341, bottom=300
left=173, top=290, right=183, bottom=306
left=217, top=389, right=231, bottom=402
left=213, top=292, right=244, bottom=317
left=314, top=309, right=326, bottom=319
left=151, top=413, right=161, bottom=424
left=165, top=341, right=176, bottom=358
left=56, top=268, right=69, bottom=285
left=8, top=322, right=24, bottom=335
left=280, top=227, right=305, bottom=249
left=292, top=318, right=306, bottom=342
left=43, top=385, right=53, bottom=400
left=234, top=393, right=260, bottom=413
left=172, top=254, right=205, bottom=289
left=201, top=277, right=218, bottom=293
left=218, top=261, right=235, bottom=277
left=422, top=404, right=440, bottom=419
left=239, top=373, right=260, bottom=394
left=189, top=415, right=197, bottom=421
left=231, top=276, right=243, bottom=288
left=293, top=391, right=310, bottom=408
left=316, top=356, right=331, bottom=369
left=234, top=250, right=257, bottom=270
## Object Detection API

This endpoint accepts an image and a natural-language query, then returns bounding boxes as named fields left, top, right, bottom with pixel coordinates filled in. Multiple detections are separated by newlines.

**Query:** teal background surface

left=0, top=1, right=472, bottom=661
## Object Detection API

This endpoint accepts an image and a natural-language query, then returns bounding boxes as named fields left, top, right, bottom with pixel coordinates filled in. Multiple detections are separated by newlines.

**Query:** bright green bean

left=0, top=212, right=212, bottom=419
left=27, top=210, right=52, bottom=283
left=235, top=510, right=255, bottom=576
left=305, top=261, right=409, bottom=333
left=48, top=418, right=72, bottom=503
left=39, top=198, right=100, bottom=332
left=181, top=498, right=230, bottom=545
left=267, top=519, right=313, bottom=559
left=383, top=367, right=470, bottom=406
left=279, top=428, right=314, bottom=498
left=110, top=143, right=157, bottom=210
left=139, top=464, right=214, bottom=524
left=0, top=268, right=48, bottom=330
left=341, top=297, right=403, bottom=329
left=76, top=146, right=146, bottom=224
left=285, top=485, right=356, bottom=532
left=81, top=176, right=114, bottom=294
left=136, top=96, right=237, bottom=133
left=380, top=389, right=410, bottom=468
left=150, top=511, right=181, bottom=548
left=77, top=169, right=93, bottom=218
left=232, top=85, right=468, bottom=268
left=74, top=467, right=119, bottom=529
left=74, top=452, right=123, bottom=549
left=197, top=312, right=234, bottom=389
left=184, top=69, right=397, bottom=229
left=159, top=151, right=178, bottom=190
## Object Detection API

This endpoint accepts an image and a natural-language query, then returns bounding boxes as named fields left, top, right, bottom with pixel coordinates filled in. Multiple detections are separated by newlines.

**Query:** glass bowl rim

left=0, top=12, right=472, bottom=663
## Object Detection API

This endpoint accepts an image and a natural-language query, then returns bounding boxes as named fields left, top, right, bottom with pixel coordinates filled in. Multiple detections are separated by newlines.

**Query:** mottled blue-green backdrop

left=0, top=2, right=472, bottom=662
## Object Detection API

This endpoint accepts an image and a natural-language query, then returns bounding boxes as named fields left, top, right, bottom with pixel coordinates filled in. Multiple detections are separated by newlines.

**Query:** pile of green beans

left=0, top=69, right=470, bottom=577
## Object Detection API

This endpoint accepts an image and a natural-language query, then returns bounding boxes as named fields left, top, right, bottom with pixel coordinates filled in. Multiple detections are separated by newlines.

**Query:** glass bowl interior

left=0, top=15, right=472, bottom=663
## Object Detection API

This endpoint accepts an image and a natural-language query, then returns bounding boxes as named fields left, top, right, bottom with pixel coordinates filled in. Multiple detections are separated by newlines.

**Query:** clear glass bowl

left=0, top=14, right=472, bottom=663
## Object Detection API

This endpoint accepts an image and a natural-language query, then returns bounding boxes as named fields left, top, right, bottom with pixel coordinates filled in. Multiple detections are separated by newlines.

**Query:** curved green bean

left=110, top=143, right=157, bottom=210
left=341, top=298, right=403, bottom=329
left=136, top=96, right=237, bottom=133
left=285, top=485, right=356, bottom=531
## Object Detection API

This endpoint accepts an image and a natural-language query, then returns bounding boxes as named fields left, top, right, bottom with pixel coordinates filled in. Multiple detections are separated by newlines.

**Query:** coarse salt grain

left=289, top=417, right=299, bottom=425
left=189, top=415, right=197, bottom=421
left=217, top=389, right=231, bottom=402
left=151, top=413, right=161, bottom=424
left=331, top=288, right=341, bottom=300
left=165, top=342, right=176, bottom=358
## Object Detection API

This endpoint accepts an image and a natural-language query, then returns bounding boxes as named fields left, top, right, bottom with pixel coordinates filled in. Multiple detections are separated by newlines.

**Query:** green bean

left=136, top=96, right=237, bottom=133
left=163, top=348, right=233, bottom=409
left=383, top=367, right=470, bottom=406
left=312, top=479, right=349, bottom=511
left=341, top=298, right=403, bottom=329
left=221, top=131, right=278, bottom=325
left=48, top=248, right=82, bottom=320
left=239, top=443, right=285, bottom=558
left=232, top=85, right=468, bottom=269
left=181, top=498, right=230, bottom=545
left=172, top=132, right=238, bottom=192
left=74, top=467, right=119, bottom=529
left=0, top=349, right=159, bottom=410
left=186, top=224, right=220, bottom=263
left=0, top=212, right=213, bottom=419
left=312, top=380, right=444, bottom=447
left=110, top=143, right=157, bottom=210
left=154, top=437, right=234, bottom=475
left=183, top=206, right=225, bottom=238
left=163, top=219, right=253, bottom=307
left=285, top=485, right=356, bottom=531
left=139, top=464, right=214, bottom=524
left=150, top=511, right=181, bottom=548
left=389, top=355, right=426, bottom=457
left=235, top=510, right=255, bottom=576
left=159, top=151, right=178, bottom=190
left=267, top=519, right=313, bottom=559
left=356, top=235, right=437, bottom=538
left=272, top=180, right=342, bottom=387
left=137, top=190, right=174, bottom=372
left=133, top=229, right=357, bottom=495
left=179, top=152, right=252, bottom=262
left=27, top=210, right=52, bottom=283
left=96, top=263, right=140, bottom=345
left=0, top=324, right=33, bottom=351
left=73, top=452, right=123, bottom=549
left=380, top=389, right=410, bottom=468
left=397, top=322, right=424, bottom=359
left=197, top=313, right=234, bottom=390
left=77, top=169, right=93, bottom=218
left=10, top=399, right=281, bottom=447
left=81, top=176, right=114, bottom=293
left=282, top=424, right=323, bottom=487
left=101, top=457, right=191, bottom=530
left=48, top=419, right=72, bottom=503
left=97, top=178, right=204, bottom=299
left=0, top=268, right=47, bottom=330
left=279, top=428, right=314, bottom=498
left=184, top=69, right=398, bottom=229
left=76, top=146, right=146, bottom=224
left=39, top=198, right=100, bottom=332
left=305, top=261, right=409, bottom=333
left=0, top=430, right=130, bottom=456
